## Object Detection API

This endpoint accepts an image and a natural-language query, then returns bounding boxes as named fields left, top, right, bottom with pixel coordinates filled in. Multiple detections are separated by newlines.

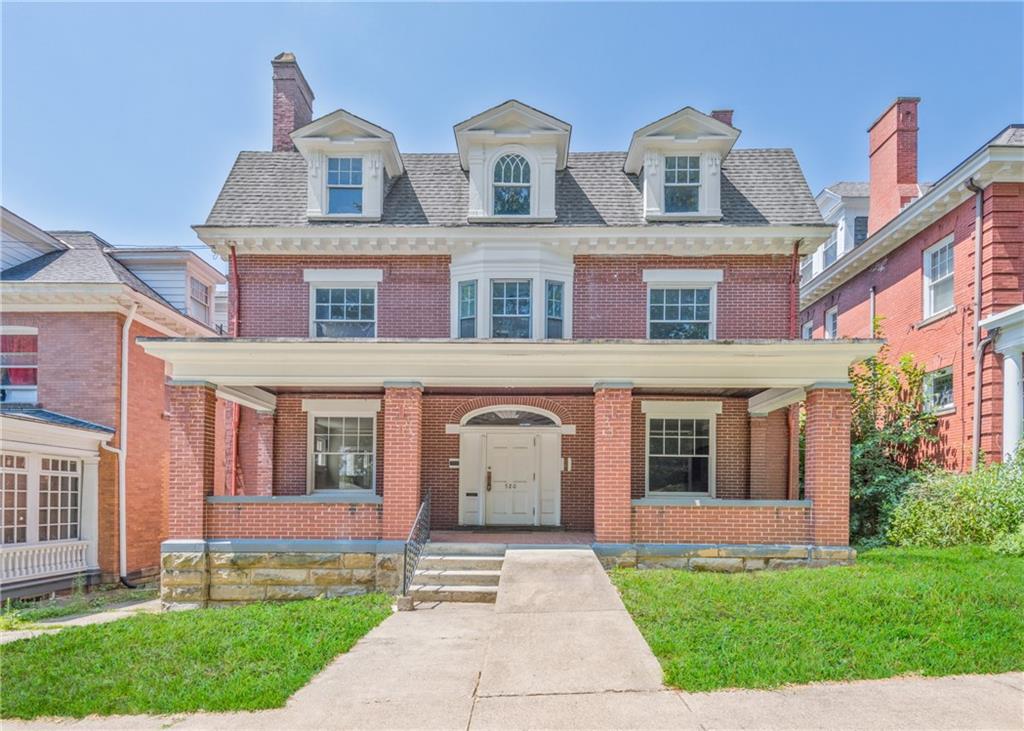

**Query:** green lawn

left=612, top=546, right=1024, bottom=692
left=1, top=595, right=392, bottom=719
left=1, top=585, right=158, bottom=630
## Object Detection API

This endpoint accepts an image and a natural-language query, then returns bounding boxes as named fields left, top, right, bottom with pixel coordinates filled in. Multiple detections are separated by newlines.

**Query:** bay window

left=491, top=280, right=532, bottom=339
left=545, top=281, right=564, bottom=339
left=458, top=281, right=477, bottom=338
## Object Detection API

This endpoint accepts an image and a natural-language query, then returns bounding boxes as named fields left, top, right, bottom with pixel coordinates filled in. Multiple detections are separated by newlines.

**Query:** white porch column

left=1002, top=349, right=1023, bottom=459
left=80, top=456, right=101, bottom=570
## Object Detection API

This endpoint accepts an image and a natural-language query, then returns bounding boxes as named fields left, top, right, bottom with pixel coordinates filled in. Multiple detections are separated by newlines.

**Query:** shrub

left=992, top=524, right=1024, bottom=557
left=887, top=450, right=1024, bottom=548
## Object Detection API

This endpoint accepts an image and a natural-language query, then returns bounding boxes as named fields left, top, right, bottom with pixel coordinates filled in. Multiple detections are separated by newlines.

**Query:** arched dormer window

left=493, top=154, right=531, bottom=215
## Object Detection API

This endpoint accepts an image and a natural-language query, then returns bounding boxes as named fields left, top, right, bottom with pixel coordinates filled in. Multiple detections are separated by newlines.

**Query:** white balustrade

left=0, top=541, right=93, bottom=584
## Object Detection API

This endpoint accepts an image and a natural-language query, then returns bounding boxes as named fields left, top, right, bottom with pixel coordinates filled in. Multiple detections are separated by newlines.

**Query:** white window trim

left=644, top=269, right=722, bottom=340
left=923, top=366, right=955, bottom=415
left=641, top=400, right=720, bottom=498
left=302, top=399, right=381, bottom=495
left=801, top=320, right=814, bottom=340
left=188, top=278, right=210, bottom=323
left=922, top=234, right=955, bottom=319
left=323, top=156, right=366, bottom=220
left=304, top=269, right=383, bottom=339
left=824, top=306, right=839, bottom=339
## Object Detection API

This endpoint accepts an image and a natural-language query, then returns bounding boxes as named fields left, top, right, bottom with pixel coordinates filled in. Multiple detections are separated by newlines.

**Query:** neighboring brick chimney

left=272, top=52, right=314, bottom=152
left=710, top=109, right=734, bottom=127
left=867, top=97, right=919, bottom=234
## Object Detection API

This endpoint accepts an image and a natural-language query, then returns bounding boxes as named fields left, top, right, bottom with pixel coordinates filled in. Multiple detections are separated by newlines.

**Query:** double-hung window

left=853, top=216, right=868, bottom=246
left=645, top=270, right=720, bottom=340
left=664, top=156, right=700, bottom=213
left=458, top=281, right=477, bottom=338
left=189, top=279, right=210, bottom=323
left=545, top=281, right=564, bottom=339
left=305, top=269, right=382, bottom=338
left=643, top=401, right=720, bottom=497
left=825, top=306, right=839, bottom=339
left=491, top=280, right=531, bottom=339
left=800, top=255, right=814, bottom=285
left=0, top=329, right=38, bottom=404
left=823, top=236, right=838, bottom=268
left=801, top=320, right=814, bottom=340
left=304, top=399, right=380, bottom=494
left=327, top=157, right=363, bottom=215
left=924, top=367, right=954, bottom=413
left=923, top=236, right=954, bottom=318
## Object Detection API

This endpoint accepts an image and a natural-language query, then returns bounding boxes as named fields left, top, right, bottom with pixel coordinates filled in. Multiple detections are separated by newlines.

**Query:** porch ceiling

left=139, top=338, right=880, bottom=390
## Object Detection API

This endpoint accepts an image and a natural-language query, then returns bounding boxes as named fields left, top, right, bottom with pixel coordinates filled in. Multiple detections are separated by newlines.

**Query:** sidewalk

left=0, top=599, right=161, bottom=645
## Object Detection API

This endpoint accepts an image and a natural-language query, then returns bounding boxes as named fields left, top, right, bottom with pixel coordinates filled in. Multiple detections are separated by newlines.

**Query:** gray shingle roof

left=204, top=149, right=825, bottom=228
left=1, top=231, right=173, bottom=309
left=0, top=405, right=114, bottom=434
left=823, top=181, right=870, bottom=198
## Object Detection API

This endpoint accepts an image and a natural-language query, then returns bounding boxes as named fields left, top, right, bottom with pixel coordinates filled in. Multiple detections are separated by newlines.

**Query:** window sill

left=930, top=405, right=956, bottom=417
left=307, top=214, right=381, bottom=223
left=916, top=307, right=956, bottom=330
left=645, top=212, right=722, bottom=223
left=207, top=493, right=382, bottom=505
left=466, top=216, right=556, bottom=224
left=632, top=497, right=812, bottom=508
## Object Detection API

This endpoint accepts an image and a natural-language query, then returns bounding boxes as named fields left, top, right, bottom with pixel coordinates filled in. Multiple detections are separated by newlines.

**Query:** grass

left=612, top=546, right=1024, bottom=692
left=1, top=595, right=392, bottom=719
left=0, top=585, right=159, bottom=630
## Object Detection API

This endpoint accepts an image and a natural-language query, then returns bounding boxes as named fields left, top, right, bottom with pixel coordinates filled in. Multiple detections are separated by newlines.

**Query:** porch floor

left=430, top=530, right=595, bottom=545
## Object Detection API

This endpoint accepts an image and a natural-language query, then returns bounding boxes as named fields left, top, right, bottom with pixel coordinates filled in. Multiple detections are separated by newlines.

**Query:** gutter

left=965, top=178, right=987, bottom=470
left=100, top=302, right=139, bottom=586
left=228, top=245, right=241, bottom=496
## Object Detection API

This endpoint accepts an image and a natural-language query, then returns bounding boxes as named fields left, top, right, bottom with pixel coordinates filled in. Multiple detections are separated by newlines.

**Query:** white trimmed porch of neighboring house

left=980, top=304, right=1024, bottom=460
left=0, top=409, right=112, bottom=598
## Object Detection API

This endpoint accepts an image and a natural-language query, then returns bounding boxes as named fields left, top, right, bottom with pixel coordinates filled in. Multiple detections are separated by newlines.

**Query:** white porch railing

left=0, top=541, right=93, bottom=585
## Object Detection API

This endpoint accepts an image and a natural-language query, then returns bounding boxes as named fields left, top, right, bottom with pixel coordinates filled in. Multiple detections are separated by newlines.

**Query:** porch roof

left=139, top=337, right=880, bottom=390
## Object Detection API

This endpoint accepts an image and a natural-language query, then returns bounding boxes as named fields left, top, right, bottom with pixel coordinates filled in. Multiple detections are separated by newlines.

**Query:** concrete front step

left=418, top=554, right=506, bottom=571
left=409, top=584, right=499, bottom=604
left=421, top=542, right=508, bottom=556
left=414, top=568, right=502, bottom=586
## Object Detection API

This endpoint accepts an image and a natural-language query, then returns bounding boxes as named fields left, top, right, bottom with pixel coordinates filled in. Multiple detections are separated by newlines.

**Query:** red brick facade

left=167, top=384, right=217, bottom=538
left=381, top=386, right=423, bottom=540
left=804, top=388, right=852, bottom=546
left=802, top=183, right=1024, bottom=470
left=593, top=387, right=633, bottom=543
left=205, top=502, right=381, bottom=540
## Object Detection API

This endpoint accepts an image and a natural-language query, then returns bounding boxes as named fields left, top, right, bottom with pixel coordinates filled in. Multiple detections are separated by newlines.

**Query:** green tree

left=847, top=320, right=938, bottom=544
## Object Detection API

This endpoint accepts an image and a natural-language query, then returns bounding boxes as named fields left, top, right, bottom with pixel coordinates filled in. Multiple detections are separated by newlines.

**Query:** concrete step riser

left=414, top=569, right=501, bottom=586
left=422, top=542, right=508, bottom=556
left=410, top=586, right=498, bottom=604
left=418, top=556, right=505, bottom=571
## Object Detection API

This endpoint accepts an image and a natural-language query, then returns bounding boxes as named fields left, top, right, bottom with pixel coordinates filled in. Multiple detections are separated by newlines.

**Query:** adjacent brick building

left=144, top=53, right=879, bottom=608
left=800, top=100, right=1024, bottom=471
left=0, top=208, right=224, bottom=597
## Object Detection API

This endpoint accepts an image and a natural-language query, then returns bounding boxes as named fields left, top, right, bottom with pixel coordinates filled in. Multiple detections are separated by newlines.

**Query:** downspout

left=869, top=286, right=876, bottom=335
left=228, top=245, right=241, bottom=495
left=100, top=301, right=138, bottom=587
left=965, top=178, right=986, bottom=469
left=789, top=241, right=801, bottom=339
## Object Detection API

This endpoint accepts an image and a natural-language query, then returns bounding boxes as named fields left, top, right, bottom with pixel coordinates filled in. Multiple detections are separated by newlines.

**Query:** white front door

left=484, top=432, right=536, bottom=525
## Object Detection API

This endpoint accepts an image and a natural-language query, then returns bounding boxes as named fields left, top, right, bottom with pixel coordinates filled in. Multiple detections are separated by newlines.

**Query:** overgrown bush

left=992, top=523, right=1024, bottom=557
left=887, top=449, right=1024, bottom=548
left=848, top=324, right=937, bottom=543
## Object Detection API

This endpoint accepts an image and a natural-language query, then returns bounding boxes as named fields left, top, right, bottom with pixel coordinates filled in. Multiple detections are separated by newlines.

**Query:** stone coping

left=161, top=538, right=405, bottom=554
left=631, top=497, right=812, bottom=508
left=592, top=542, right=852, bottom=558
left=206, top=494, right=383, bottom=505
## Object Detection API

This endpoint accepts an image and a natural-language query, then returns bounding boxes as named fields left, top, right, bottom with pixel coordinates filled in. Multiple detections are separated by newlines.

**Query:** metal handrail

left=401, top=491, right=431, bottom=595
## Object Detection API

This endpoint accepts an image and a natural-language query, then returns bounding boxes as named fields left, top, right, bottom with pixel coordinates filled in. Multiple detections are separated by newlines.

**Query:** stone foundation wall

left=594, top=543, right=855, bottom=572
left=161, top=540, right=402, bottom=609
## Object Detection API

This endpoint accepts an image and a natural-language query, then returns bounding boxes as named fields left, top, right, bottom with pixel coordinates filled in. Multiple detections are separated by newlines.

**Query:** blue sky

left=3, top=2, right=1022, bottom=267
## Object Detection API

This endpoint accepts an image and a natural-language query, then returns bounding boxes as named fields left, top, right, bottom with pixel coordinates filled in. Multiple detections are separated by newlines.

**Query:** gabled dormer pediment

left=292, top=108, right=403, bottom=221
left=625, top=107, right=741, bottom=222
left=455, top=100, right=570, bottom=222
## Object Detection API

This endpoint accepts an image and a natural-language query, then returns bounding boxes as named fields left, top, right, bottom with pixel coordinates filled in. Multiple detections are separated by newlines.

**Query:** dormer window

left=327, top=157, right=363, bottom=215
left=493, top=154, right=531, bottom=216
left=664, top=156, right=701, bottom=213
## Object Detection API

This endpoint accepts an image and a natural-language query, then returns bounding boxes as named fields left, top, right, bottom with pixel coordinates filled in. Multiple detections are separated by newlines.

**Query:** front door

left=484, top=432, right=536, bottom=525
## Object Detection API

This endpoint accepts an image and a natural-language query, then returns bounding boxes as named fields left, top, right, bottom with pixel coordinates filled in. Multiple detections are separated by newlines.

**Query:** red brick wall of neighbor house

left=573, top=255, right=794, bottom=339
left=232, top=255, right=451, bottom=337
left=123, top=319, right=171, bottom=578
left=801, top=184, right=1024, bottom=470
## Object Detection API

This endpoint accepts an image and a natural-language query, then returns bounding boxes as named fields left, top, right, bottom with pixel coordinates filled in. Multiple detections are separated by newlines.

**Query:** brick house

left=0, top=208, right=224, bottom=597
left=144, top=53, right=878, bottom=607
left=801, top=99, right=1024, bottom=471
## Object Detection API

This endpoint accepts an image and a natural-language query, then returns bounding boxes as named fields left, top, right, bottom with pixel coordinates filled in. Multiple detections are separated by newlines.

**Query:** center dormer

left=292, top=109, right=404, bottom=222
left=455, top=100, right=571, bottom=223
left=624, top=107, right=740, bottom=222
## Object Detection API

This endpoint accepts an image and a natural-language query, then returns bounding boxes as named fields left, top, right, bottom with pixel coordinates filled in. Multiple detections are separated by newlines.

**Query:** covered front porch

left=141, top=337, right=878, bottom=606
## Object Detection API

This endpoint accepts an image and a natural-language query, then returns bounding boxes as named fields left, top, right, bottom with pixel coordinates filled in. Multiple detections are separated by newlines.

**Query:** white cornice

left=194, top=225, right=832, bottom=260
left=139, top=338, right=880, bottom=390
left=0, top=282, right=220, bottom=338
left=0, top=415, right=112, bottom=455
left=800, top=145, right=1024, bottom=308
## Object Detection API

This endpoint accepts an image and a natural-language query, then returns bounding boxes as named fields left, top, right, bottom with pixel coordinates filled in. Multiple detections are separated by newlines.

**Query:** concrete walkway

left=5, top=551, right=1023, bottom=729
left=0, top=599, right=161, bottom=645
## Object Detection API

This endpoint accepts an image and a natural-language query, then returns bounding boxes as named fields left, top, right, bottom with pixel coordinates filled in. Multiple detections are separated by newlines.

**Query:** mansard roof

left=203, top=148, right=824, bottom=229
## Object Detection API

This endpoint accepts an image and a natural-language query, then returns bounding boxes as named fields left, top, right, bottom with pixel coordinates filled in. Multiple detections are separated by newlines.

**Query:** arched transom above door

left=447, top=405, right=575, bottom=434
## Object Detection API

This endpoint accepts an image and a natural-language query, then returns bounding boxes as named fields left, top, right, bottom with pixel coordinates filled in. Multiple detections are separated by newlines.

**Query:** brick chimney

left=867, top=97, right=919, bottom=234
left=272, top=52, right=314, bottom=152
left=710, top=109, right=734, bottom=127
